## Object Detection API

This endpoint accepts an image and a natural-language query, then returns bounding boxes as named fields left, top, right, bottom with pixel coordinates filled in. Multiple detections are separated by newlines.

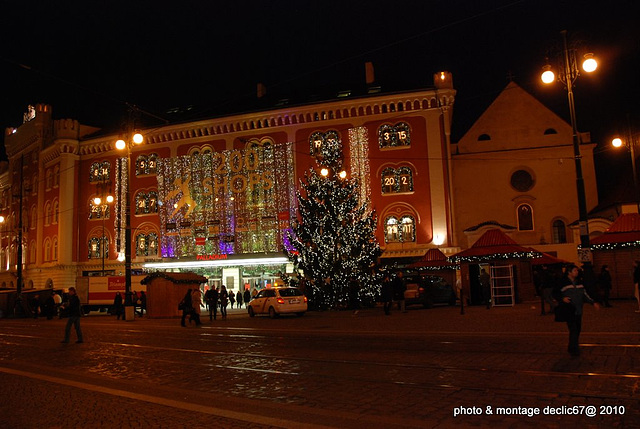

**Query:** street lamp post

left=116, top=132, right=144, bottom=321
left=541, top=30, right=598, bottom=262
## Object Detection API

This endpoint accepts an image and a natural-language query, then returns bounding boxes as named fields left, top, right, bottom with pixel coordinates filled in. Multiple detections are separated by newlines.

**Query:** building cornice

left=79, top=88, right=456, bottom=156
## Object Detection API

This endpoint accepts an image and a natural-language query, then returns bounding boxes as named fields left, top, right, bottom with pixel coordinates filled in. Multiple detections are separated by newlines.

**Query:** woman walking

left=220, top=285, right=229, bottom=319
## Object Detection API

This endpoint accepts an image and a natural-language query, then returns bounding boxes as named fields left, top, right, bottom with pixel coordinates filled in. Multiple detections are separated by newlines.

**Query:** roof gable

left=457, top=81, right=577, bottom=153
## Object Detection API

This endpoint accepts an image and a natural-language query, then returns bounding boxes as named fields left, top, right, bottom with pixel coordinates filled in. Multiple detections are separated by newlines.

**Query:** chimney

left=257, top=83, right=267, bottom=99
left=434, top=71, right=453, bottom=89
left=365, top=62, right=375, bottom=85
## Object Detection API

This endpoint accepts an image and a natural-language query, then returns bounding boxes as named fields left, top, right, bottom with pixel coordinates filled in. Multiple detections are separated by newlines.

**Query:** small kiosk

left=141, top=272, right=207, bottom=318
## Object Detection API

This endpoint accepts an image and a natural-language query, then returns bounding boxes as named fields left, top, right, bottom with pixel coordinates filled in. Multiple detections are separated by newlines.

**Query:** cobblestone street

left=1, top=300, right=639, bottom=428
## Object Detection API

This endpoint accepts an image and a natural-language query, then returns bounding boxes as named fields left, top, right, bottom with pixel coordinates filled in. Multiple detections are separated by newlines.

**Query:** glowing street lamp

left=540, top=30, right=599, bottom=261
left=611, top=132, right=639, bottom=211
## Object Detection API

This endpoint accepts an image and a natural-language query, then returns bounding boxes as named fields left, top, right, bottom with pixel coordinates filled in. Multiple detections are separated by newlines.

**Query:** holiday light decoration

left=154, top=142, right=296, bottom=259
left=348, top=127, right=371, bottom=208
left=285, top=132, right=381, bottom=309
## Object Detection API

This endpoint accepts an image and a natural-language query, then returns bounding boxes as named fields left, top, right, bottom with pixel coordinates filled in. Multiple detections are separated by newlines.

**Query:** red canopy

left=407, top=248, right=457, bottom=269
left=591, top=213, right=640, bottom=248
left=451, top=229, right=540, bottom=262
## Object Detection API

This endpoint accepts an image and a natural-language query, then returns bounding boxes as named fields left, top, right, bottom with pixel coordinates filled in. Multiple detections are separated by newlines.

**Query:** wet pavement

left=1, top=300, right=639, bottom=428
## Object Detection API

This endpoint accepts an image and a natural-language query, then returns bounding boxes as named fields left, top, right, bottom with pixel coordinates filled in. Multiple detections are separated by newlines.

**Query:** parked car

left=404, top=275, right=456, bottom=308
left=247, top=287, right=308, bottom=318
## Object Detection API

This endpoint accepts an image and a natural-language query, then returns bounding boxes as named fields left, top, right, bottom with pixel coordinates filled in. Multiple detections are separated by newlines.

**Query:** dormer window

left=478, top=134, right=491, bottom=141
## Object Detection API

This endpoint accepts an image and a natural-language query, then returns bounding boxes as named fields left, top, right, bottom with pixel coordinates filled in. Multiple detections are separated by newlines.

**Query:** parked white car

left=247, top=287, right=307, bottom=318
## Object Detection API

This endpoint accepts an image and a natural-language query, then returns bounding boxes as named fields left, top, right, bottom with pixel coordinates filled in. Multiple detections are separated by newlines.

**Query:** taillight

left=277, top=297, right=285, bottom=304
left=419, top=288, right=425, bottom=293
left=303, top=296, right=308, bottom=303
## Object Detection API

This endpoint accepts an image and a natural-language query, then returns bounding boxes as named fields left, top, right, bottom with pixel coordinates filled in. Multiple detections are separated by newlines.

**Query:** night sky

left=1, top=0, right=639, bottom=195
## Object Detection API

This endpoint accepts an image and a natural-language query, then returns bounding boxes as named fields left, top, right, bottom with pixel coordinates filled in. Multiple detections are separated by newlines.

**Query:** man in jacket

left=61, top=287, right=84, bottom=344
left=553, top=264, right=599, bottom=356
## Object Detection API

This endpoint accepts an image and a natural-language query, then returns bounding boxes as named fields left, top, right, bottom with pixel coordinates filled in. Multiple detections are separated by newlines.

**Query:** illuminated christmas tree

left=285, top=131, right=381, bottom=309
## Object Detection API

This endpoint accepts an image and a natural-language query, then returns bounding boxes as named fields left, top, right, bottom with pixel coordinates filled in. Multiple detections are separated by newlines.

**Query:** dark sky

left=1, top=0, right=639, bottom=191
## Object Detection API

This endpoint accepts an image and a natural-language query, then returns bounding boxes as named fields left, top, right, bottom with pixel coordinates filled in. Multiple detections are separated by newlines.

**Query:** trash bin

left=125, top=305, right=135, bottom=321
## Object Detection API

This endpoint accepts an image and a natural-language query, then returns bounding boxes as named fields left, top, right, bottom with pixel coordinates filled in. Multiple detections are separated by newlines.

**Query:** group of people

left=380, top=271, right=408, bottom=315
left=180, top=286, right=253, bottom=326
left=29, top=291, right=63, bottom=320
left=111, top=291, right=147, bottom=320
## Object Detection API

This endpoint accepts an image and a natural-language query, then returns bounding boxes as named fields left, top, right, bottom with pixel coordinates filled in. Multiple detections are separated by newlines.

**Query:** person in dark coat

left=553, top=264, right=599, bottom=357
left=479, top=269, right=491, bottom=309
left=236, top=290, right=243, bottom=309
left=381, top=274, right=393, bottom=315
left=180, top=289, right=201, bottom=327
left=598, top=265, right=612, bottom=307
left=392, top=271, right=407, bottom=312
left=44, top=293, right=56, bottom=320
left=219, top=286, right=229, bottom=319
left=229, top=290, right=235, bottom=309
left=113, top=292, right=124, bottom=320
left=243, top=289, right=251, bottom=308
left=61, top=287, right=83, bottom=343
left=204, top=287, right=219, bottom=321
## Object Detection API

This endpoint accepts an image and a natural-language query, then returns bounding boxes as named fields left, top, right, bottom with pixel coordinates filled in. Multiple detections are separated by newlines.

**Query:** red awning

left=407, top=248, right=457, bottom=269
left=452, top=229, right=540, bottom=262
left=591, top=213, right=640, bottom=247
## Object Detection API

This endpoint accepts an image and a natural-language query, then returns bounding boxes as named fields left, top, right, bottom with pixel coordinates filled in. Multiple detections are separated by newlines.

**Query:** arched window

left=397, top=167, right=414, bottom=193
left=45, top=169, right=52, bottom=189
left=135, top=192, right=147, bottom=214
left=400, top=216, right=416, bottom=242
left=378, top=123, right=411, bottom=148
left=53, top=165, right=60, bottom=187
left=136, top=233, right=147, bottom=256
left=136, top=155, right=148, bottom=176
left=517, top=204, right=534, bottom=231
left=381, top=168, right=396, bottom=194
left=32, top=175, right=38, bottom=194
left=44, top=238, right=51, bottom=262
left=148, top=233, right=158, bottom=256
left=385, top=217, right=400, bottom=242
left=88, top=201, right=109, bottom=220
left=45, top=202, right=51, bottom=226
left=29, top=240, right=36, bottom=264
left=88, top=237, right=106, bottom=259
left=148, top=191, right=158, bottom=213
left=478, top=134, right=491, bottom=141
left=544, top=128, right=558, bottom=135
left=30, top=207, right=37, bottom=230
left=90, top=161, right=111, bottom=183
left=52, top=237, right=58, bottom=261
left=552, top=219, right=567, bottom=243
left=53, top=200, right=59, bottom=224
left=147, top=153, right=158, bottom=175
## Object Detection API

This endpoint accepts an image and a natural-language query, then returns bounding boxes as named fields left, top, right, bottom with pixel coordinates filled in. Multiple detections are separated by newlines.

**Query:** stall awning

left=591, top=213, right=640, bottom=249
left=451, top=229, right=540, bottom=263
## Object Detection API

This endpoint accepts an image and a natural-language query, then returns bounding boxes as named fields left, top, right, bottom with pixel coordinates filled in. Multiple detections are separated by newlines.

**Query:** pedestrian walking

left=190, top=287, right=203, bottom=324
left=392, top=271, right=407, bottom=312
left=132, top=291, right=140, bottom=316
left=381, top=274, right=393, bottom=315
left=204, top=286, right=219, bottom=321
left=598, top=265, right=612, bottom=307
left=236, top=290, right=243, bottom=309
left=229, top=290, right=235, bottom=309
left=61, top=287, right=84, bottom=343
left=479, top=269, right=491, bottom=309
left=540, top=266, right=556, bottom=314
left=113, top=292, right=124, bottom=320
left=220, top=285, right=229, bottom=319
left=553, top=264, right=600, bottom=357
left=243, top=288, right=251, bottom=308
left=180, top=289, right=201, bottom=327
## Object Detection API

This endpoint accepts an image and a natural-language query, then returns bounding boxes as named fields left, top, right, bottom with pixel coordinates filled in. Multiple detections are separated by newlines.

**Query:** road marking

left=0, top=366, right=332, bottom=429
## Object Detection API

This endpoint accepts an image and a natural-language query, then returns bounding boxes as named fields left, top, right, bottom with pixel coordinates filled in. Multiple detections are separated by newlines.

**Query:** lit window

left=45, top=170, right=52, bottom=189
left=385, top=217, right=400, bottom=243
left=381, top=168, right=396, bottom=194
left=136, top=233, right=158, bottom=257
left=88, top=237, right=107, bottom=259
left=44, top=239, right=51, bottom=262
left=136, top=155, right=148, bottom=176
left=53, top=201, right=59, bottom=224
left=90, top=161, right=111, bottom=183
left=378, top=123, right=411, bottom=148
left=52, top=237, right=58, bottom=261
left=397, top=167, right=414, bottom=193
left=53, top=166, right=60, bottom=187
left=517, top=204, right=534, bottom=231
left=400, top=216, right=416, bottom=242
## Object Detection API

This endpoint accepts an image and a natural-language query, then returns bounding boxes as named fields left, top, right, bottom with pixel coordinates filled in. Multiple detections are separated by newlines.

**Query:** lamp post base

left=124, top=305, right=135, bottom=321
